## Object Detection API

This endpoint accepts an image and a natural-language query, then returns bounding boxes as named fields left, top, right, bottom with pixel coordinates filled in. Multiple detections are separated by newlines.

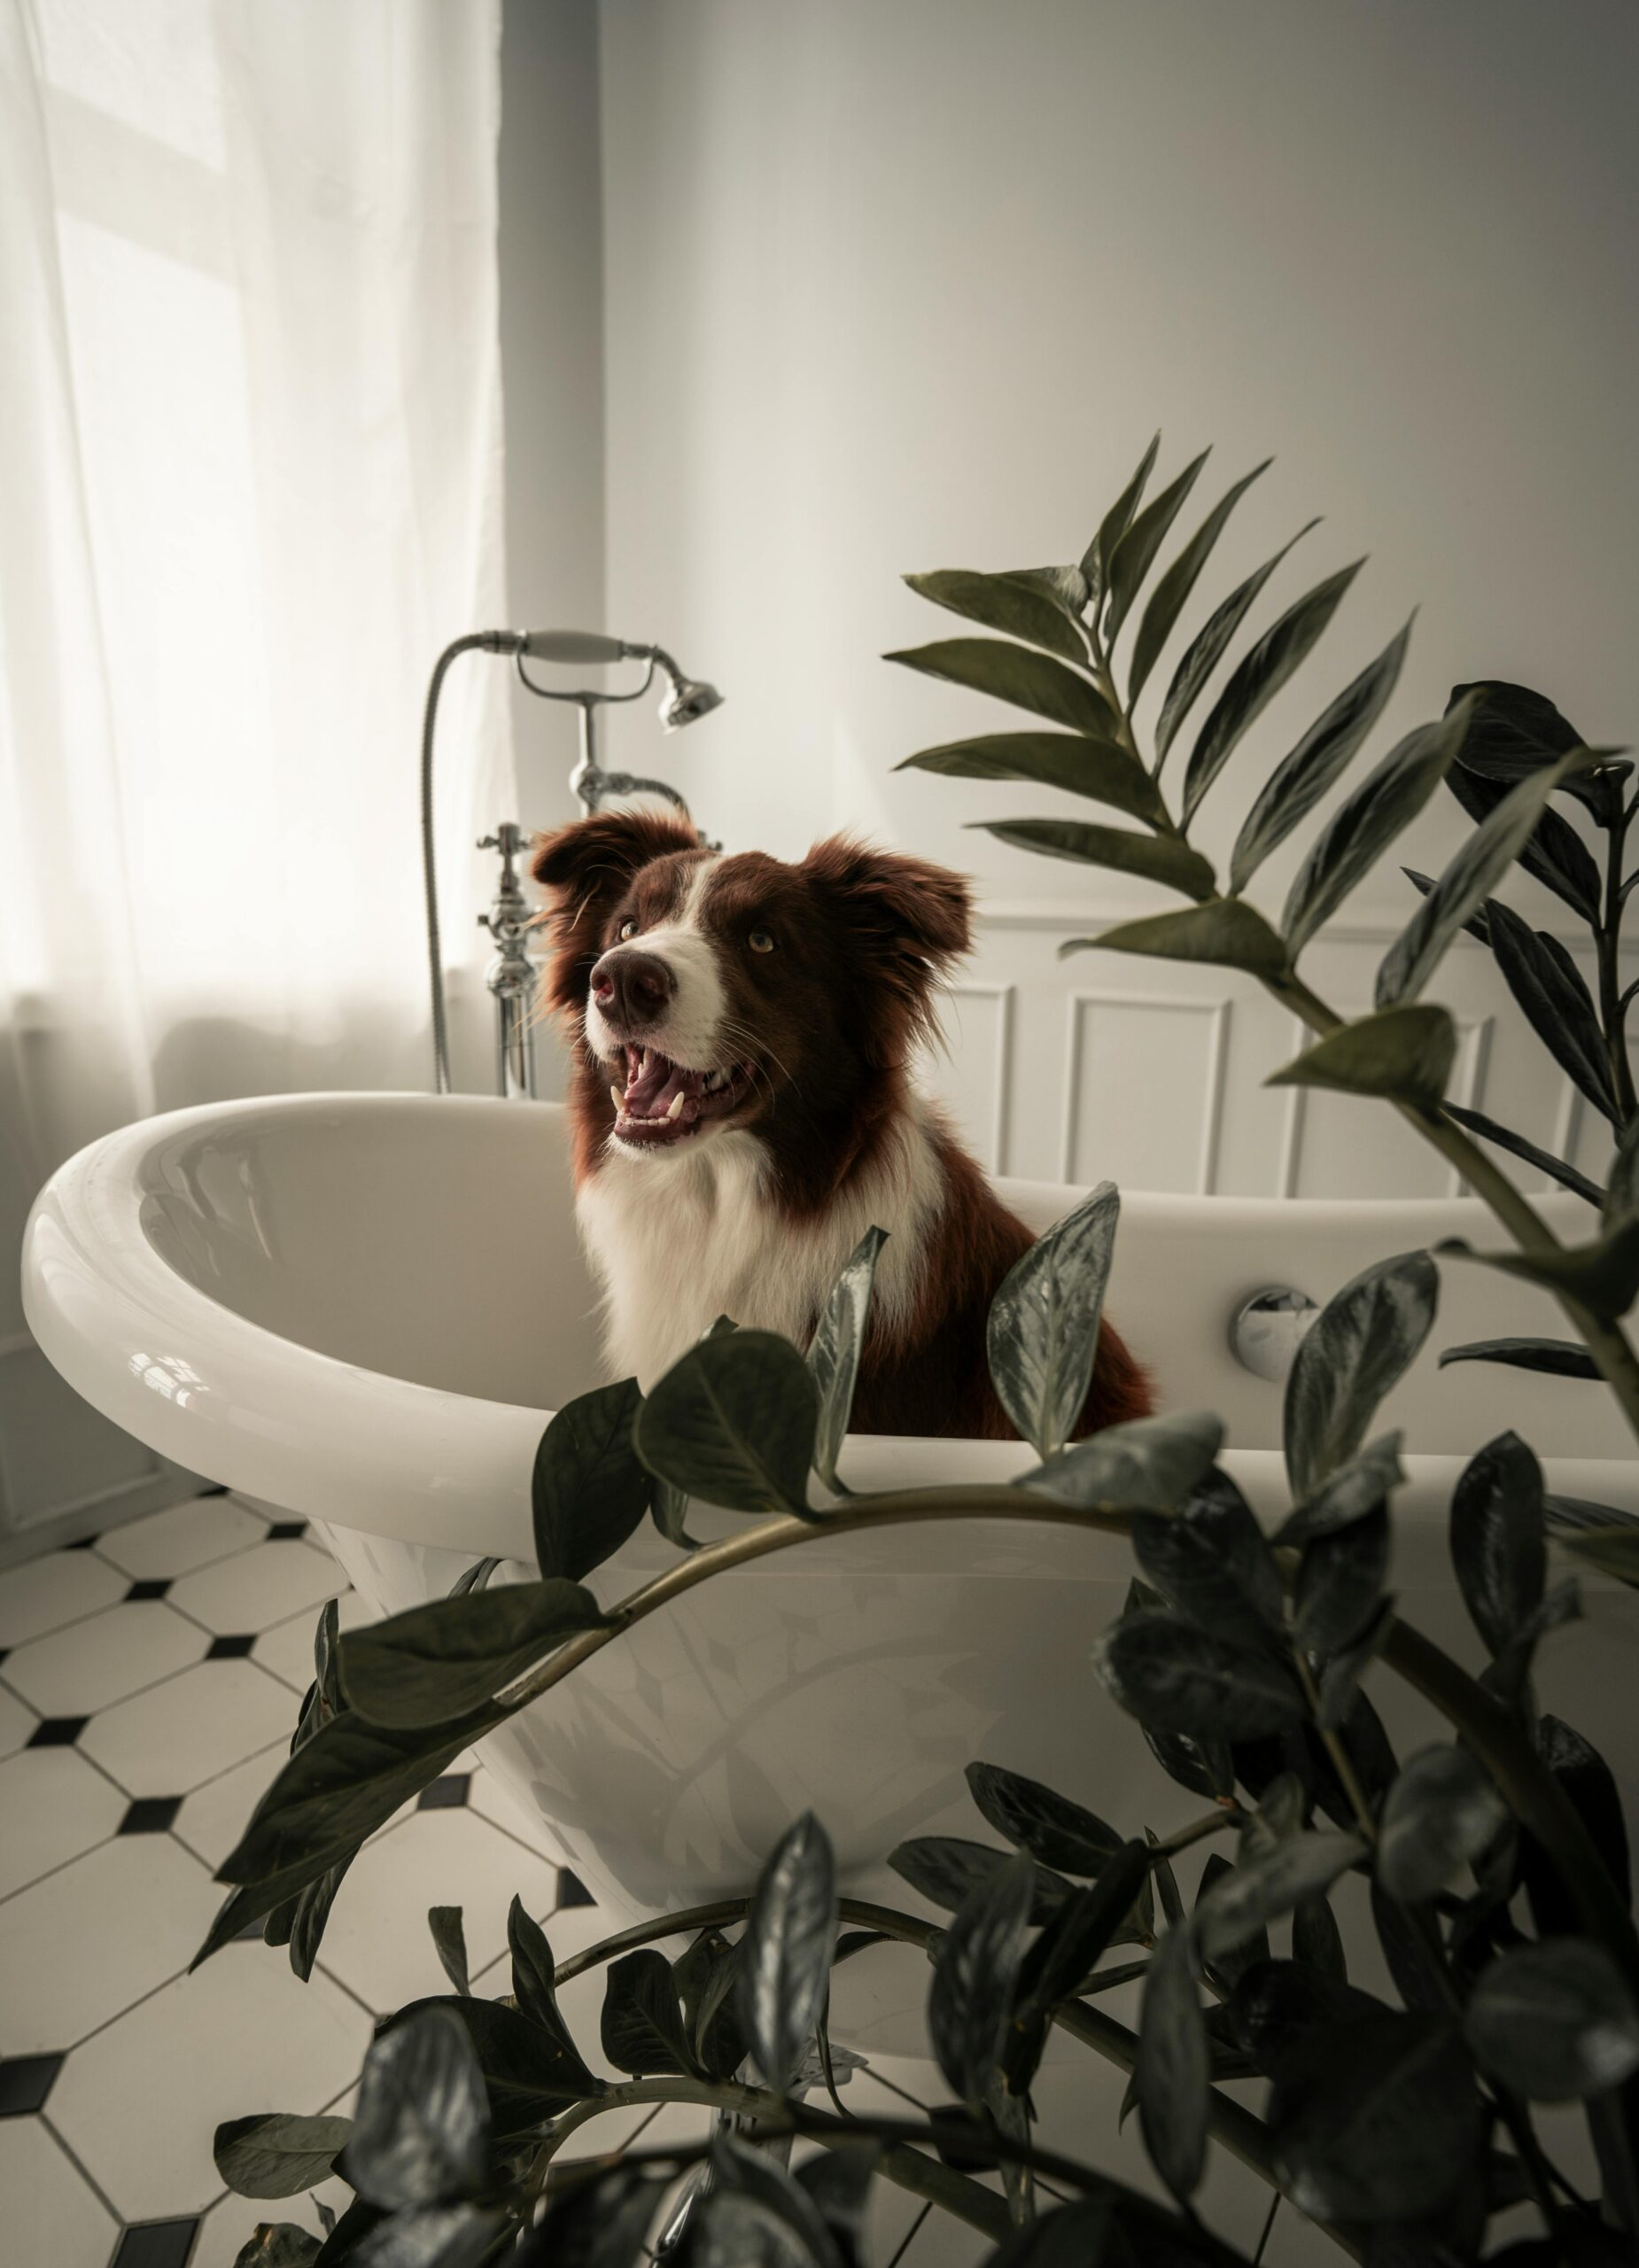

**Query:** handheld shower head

left=648, top=645, right=724, bottom=732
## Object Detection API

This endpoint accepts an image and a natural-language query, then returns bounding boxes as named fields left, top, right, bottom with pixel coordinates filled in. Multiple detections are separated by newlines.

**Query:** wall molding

left=1060, top=988, right=1231, bottom=1193
left=943, top=979, right=1015, bottom=1175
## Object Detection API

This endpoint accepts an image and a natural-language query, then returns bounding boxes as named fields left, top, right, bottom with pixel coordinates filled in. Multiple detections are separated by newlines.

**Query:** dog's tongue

left=621, top=1045, right=702, bottom=1124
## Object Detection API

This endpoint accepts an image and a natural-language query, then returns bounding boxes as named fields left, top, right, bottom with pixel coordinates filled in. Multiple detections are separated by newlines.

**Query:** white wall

left=589, top=0, right=1639, bottom=1193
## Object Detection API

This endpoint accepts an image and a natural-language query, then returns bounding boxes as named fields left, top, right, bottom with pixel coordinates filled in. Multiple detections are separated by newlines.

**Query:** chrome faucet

left=419, top=629, right=722, bottom=1099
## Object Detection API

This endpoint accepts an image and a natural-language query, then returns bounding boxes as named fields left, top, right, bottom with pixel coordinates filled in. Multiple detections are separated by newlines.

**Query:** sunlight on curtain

left=0, top=0, right=514, bottom=1198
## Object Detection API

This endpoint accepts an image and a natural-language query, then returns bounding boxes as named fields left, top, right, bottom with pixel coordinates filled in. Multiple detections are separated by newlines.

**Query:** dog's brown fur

left=533, top=809, right=1152, bottom=1440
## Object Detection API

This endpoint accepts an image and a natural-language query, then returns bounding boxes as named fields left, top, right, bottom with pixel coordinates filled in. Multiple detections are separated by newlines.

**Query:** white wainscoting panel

left=926, top=983, right=1014, bottom=1174
left=1061, top=992, right=1229, bottom=1194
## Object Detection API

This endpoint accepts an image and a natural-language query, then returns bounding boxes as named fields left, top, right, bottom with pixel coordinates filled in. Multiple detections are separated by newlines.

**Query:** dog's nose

left=591, top=949, right=676, bottom=1028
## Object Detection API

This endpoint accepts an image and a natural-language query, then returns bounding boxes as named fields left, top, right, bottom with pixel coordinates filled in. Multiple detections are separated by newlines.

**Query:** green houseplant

left=206, top=441, right=1639, bottom=2267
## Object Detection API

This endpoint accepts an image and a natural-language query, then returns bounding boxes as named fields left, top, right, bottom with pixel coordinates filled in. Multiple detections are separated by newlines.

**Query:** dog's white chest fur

left=577, top=1110, right=945, bottom=1390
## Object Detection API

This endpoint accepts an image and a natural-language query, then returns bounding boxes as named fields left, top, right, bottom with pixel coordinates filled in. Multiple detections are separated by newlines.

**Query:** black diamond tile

left=66, top=1532, right=101, bottom=1550
left=126, top=1578, right=172, bottom=1602
left=207, top=1633, right=257, bottom=1659
left=27, top=1715, right=88, bottom=1749
left=555, top=1867, right=596, bottom=1909
left=0, top=1647, right=8, bottom=1670
left=119, top=1796, right=183, bottom=1835
left=0, top=2053, right=65, bottom=2116
left=199, top=1484, right=229, bottom=1496
left=417, top=1773, right=471, bottom=1812
left=112, top=2220, right=201, bottom=2268
left=266, top=1519, right=308, bottom=1541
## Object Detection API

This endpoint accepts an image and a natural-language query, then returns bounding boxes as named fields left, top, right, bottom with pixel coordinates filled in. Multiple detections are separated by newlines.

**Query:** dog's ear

left=532, top=808, right=701, bottom=1010
left=802, top=835, right=973, bottom=1062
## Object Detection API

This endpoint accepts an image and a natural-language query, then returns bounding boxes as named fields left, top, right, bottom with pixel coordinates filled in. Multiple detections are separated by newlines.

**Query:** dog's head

left=532, top=810, right=972, bottom=1155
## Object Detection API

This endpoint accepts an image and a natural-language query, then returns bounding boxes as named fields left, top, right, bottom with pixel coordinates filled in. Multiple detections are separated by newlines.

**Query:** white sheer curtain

left=0, top=0, right=515, bottom=1187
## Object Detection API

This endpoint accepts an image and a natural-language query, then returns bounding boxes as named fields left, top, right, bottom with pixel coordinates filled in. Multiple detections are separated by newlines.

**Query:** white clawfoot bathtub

left=22, top=1092, right=1639, bottom=2055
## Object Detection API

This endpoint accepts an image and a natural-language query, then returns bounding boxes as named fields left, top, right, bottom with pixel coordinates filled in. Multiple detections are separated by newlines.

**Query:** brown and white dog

left=532, top=809, right=1151, bottom=1441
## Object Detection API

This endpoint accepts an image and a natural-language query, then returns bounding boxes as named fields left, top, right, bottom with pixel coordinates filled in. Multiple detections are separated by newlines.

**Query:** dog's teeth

left=610, top=1084, right=624, bottom=1112
left=666, top=1090, right=686, bottom=1120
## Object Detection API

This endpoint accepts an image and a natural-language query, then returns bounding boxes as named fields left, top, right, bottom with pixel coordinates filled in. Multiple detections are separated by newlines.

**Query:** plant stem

left=502, top=1485, right=1132, bottom=1714
left=535, top=2078, right=1014, bottom=2239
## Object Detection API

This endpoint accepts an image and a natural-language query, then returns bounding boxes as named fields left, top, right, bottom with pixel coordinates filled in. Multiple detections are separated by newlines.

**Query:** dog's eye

left=618, top=919, right=637, bottom=942
left=748, top=928, right=775, bottom=954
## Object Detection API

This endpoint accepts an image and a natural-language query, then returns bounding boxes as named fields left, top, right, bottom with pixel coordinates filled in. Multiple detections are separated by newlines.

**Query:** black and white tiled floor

left=0, top=1491, right=627, bottom=2266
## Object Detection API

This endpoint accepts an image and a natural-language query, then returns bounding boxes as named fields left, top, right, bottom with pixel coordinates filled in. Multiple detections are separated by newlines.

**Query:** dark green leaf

left=1451, top=680, right=1623, bottom=823
left=1148, top=1832, right=1184, bottom=1930
left=1095, top=1610, right=1307, bottom=1741
left=215, top=1709, right=492, bottom=1902
left=1449, top=1431, right=1547, bottom=1656
left=1194, top=1834, right=1364, bottom=1961
left=1012, top=1843, right=1154, bottom=2052
left=1229, top=617, right=1412, bottom=892
left=532, top=1379, right=650, bottom=1583
left=903, top=569, right=1088, bottom=666
left=1315, top=1596, right=1397, bottom=1730
left=929, top=1849, right=1036, bottom=2107
left=1083, top=432, right=1160, bottom=609
left=1440, top=1337, right=1599, bottom=1380
left=214, top=2114, right=352, bottom=2201
left=1295, top=1503, right=1388, bottom=1653
left=884, top=637, right=1115, bottom=738
left=600, top=1949, right=697, bottom=2078
left=343, top=2008, right=488, bottom=2210
left=1282, top=700, right=1479, bottom=954
left=1021, top=1410, right=1224, bottom=1511
left=738, top=1812, right=836, bottom=2095
left=1155, top=520, right=1320, bottom=764
left=634, top=1330, right=818, bottom=1514
left=1278, top=1431, right=1403, bottom=1543
left=1438, top=1219, right=1639, bottom=1322
left=1377, top=1744, right=1509, bottom=1904
left=447, top=1558, right=499, bottom=1599
left=1378, top=749, right=1605, bottom=1006
left=1292, top=1893, right=1347, bottom=1980
left=1197, top=1859, right=1260, bottom=1989
left=1105, top=449, right=1209, bottom=645
left=699, top=2128, right=848, bottom=2268
left=1441, top=1101, right=1604, bottom=1207
left=1536, top=1713, right=1631, bottom=1905
left=346, top=2204, right=499, bottom=2268
left=1485, top=901, right=1618, bottom=1122
left=520, top=2166, right=665, bottom=2268
left=1135, top=1929, right=1208, bottom=2203
left=1467, top=1939, right=1639, bottom=2101
left=265, top=1847, right=357, bottom=1984
left=965, top=1762, right=1122, bottom=1876
left=897, top=733, right=1165, bottom=827
left=1130, top=458, right=1270, bottom=706
left=427, top=1907, right=468, bottom=1997
left=379, top=1996, right=591, bottom=2137
left=1270, top=2013, right=1479, bottom=2223
left=649, top=1475, right=701, bottom=1551
left=888, top=1836, right=1070, bottom=1925
left=1284, top=1251, right=1437, bottom=1500
left=1182, top=561, right=1363, bottom=827
left=1231, top=1961, right=1387, bottom=2075
left=1130, top=1469, right=1283, bottom=1649
left=673, top=1927, right=747, bottom=2084
left=506, top=1899, right=597, bottom=2093
left=973, top=819, right=1216, bottom=901
left=1268, top=1006, right=1456, bottom=1113
left=794, top=2140, right=879, bottom=2266
left=1445, top=749, right=1605, bottom=925
left=806, top=1230, right=885, bottom=1492
left=1141, top=1722, right=1235, bottom=1802
left=338, top=1581, right=602, bottom=1731
left=1066, top=897, right=1288, bottom=978
left=985, top=1180, right=1120, bottom=1459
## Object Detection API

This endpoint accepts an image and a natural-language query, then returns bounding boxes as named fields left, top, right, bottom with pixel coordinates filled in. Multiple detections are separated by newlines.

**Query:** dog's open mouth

left=608, top=1044, right=752, bottom=1146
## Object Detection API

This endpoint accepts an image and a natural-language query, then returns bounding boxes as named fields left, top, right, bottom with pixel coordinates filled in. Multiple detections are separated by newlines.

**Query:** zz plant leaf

left=343, top=2006, right=489, bottom=2210
left=737, top=1811, right=837, bottom=2097
left=973, top=818, right=1216, bottom=901
left=928, top=1847, right=1036, bottom=2109
left=806, top=1228, right=885, bottom=1493
left=1094, top=1610, right=1307, bottom=1742
left=1284, top=1250, right=1437, bottom=1500
left=1154, top=519, right=1319, bottom=765
left=963, top=1762, right=1123, bottom=1876
left=902, top=568, right=1089, bottom=666
left=896, top=732, right=1166, bottom=827
left=338, top=1581, right=604, bottom=1731
left=1376, top=1744, right=1509, bottom=1906
left=214, top=2112, right=353, bottom=2201
left=532, top=1378, right=650, bottom=1582
left=986, top=1179, right=1120, bottom=1459
left=1268, top=1005, right=1456, bottom=1113
left=1135, top=1927, right=1209, bottom=2204
left=1103, top=447, right=1208, bottom=645
left=882, top=637, right=1118, bottom=739
left=634, top=1328, right=819, bottom=1514
left=1128, top=456, right=1270, bottom=705
left=1130, top=1468, right=1284, bottom=1650
left=1466, top=1938, right=1639, bottom=2101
